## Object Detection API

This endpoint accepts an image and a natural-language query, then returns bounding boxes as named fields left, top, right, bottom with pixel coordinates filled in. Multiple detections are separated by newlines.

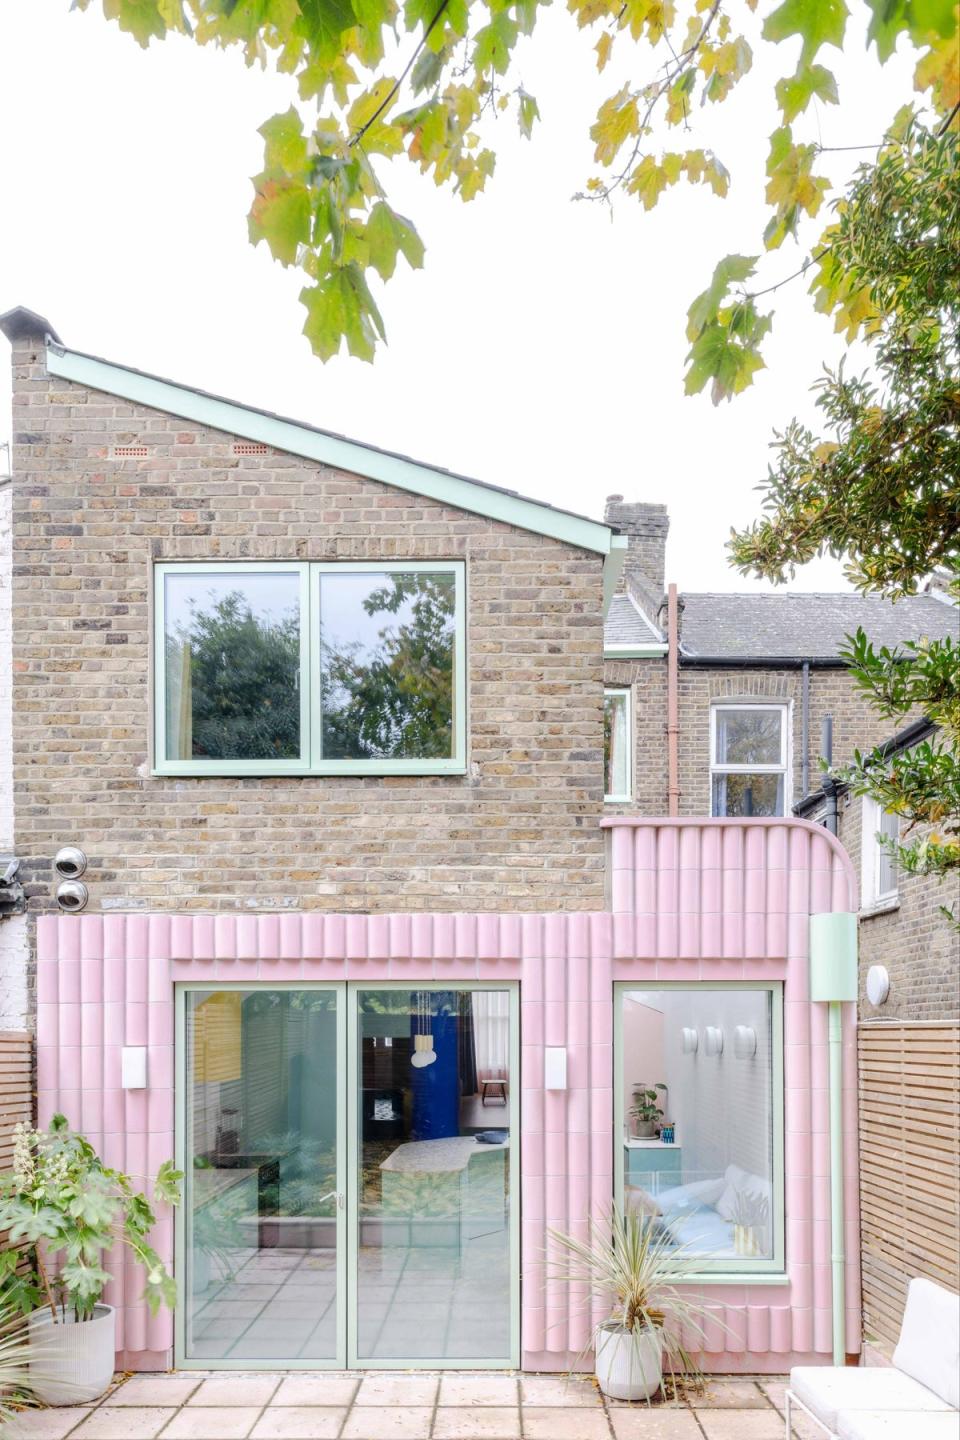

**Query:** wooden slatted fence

left=0, top=1031, right=32, bottom=1171
left=858, top=1021, right=960, bottom=1352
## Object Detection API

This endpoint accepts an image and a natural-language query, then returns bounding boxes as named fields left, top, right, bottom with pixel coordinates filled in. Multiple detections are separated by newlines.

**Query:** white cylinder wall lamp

left=734, top=1025, right=757, bottom=1059
left=704, top=1025, right=724, bottom=1057
left=866, top=965, right=890, bottom=1007
left=681, top=1027, right=699, bottom=1055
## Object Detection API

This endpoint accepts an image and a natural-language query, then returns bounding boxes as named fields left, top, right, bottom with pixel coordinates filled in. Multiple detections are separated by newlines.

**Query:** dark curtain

left=458, top=992, right=478, bottom=1096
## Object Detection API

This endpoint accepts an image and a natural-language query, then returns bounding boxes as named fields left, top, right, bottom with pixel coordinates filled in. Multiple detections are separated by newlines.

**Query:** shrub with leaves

left=731, top=123, right=959, bottom=910
left=0, top=1115, right=182, bottom=1323
left=71, top=0, right=958, bottom=390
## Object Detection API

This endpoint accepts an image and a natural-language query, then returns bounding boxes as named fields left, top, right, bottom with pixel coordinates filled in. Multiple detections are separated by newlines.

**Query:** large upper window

left=616, top=983, right=784, bottom=1274
left=604, top=688, right=632, bottom=801
left=154, top=562, right=466, bottom=775
left=710, top=704, right=789, bottom=817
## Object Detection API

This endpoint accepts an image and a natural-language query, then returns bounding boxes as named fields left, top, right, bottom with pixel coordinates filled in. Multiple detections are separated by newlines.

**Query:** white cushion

left=894, top=1277, right=960, bottom=1407
left=656, top=1177, right=725, bottom=1212
left=837, top=1410, right=960, bottom=1440
left=715, top=1164, right=771, bottom=1222
left=790, top=1367, right=952, bottom=1431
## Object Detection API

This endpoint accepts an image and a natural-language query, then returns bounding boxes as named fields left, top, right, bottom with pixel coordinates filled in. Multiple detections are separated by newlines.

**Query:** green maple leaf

left=775, top=62, right=839, bottom=121
left=763, top=0, right=848, bottom=62
left=365, top=201, right=426, bottom=279
left=259, top=108, right=309, bottom=177
left=686, top=253, right=758, bottom=339
left=473, top=12, right=519, bottom=74
left=249, top=179, right=312, bottom=265
left=300, top=266, right=385, bottom=362
left=864, top=0, right=957, bottom=59
left=518, top=89, right=540, bottom=140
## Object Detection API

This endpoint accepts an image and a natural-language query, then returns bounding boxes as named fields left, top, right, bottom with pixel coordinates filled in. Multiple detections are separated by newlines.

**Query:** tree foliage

left=73, top=0, right=958, bottom=390
left=731, top=124, right=959, bottom=899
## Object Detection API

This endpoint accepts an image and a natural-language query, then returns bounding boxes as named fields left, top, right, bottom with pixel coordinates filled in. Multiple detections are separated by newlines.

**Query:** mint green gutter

left=810, top=912, right=858, bottom=1366
left=45, top=343, right=625, bottom=612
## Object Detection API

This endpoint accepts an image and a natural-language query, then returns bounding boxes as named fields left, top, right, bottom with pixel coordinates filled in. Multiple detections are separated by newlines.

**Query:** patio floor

left=3, top=1371, right=821, bottom=1439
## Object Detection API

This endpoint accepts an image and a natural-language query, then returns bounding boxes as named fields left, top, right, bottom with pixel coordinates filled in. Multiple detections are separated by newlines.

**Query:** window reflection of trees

left=166, top=590, right=300, bottom=760
left=320, top=572, right=456, bottom=760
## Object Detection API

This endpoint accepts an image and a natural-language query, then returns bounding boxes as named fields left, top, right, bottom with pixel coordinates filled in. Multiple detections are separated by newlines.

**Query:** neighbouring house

left=599, top=496, right=959, bottom=1354
left=796, top=719, right=960, bottom=1359
left=0, top=304, right=946, bottom=1379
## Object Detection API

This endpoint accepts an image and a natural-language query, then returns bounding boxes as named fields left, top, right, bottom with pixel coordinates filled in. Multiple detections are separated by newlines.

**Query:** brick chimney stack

left=603, top=496, right=669, bottom=617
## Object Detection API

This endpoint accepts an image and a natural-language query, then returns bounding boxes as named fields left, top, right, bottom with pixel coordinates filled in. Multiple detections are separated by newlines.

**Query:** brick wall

left=839, top=790, right=958, bottom=1022
left=9, top=333, right=608, bottom=916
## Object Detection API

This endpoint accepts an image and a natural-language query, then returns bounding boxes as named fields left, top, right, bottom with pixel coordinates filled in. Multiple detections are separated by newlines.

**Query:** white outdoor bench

left=785, top=1277, right=960, bottom=1439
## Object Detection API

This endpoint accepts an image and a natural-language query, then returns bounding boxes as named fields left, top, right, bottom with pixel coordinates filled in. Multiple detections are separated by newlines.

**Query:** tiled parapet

left=36, top=817, right=860, bottom=1374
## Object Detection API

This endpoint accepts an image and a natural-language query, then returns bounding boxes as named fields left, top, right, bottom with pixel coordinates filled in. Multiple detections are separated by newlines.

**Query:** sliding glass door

left=349, top=985, right=518, bottom=1367
left=176, top=982, right=517, bottom=1370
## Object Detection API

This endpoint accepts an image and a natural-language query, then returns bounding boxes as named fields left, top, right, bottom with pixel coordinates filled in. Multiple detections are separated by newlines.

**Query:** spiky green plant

left=0, top=1294, right=36, bottom=1427
left=548, top=1206, right=726, bottom=1397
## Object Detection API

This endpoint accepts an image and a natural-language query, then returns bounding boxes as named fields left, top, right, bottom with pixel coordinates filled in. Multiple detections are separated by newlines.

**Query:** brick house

left=0, top=305, right=949, bottom=1377
left=599, top=497, right=959, bottom=1353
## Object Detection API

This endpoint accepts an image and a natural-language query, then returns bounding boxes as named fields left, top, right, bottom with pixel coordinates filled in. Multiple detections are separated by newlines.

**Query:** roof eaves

left=42, top=338, right=616, bottom=559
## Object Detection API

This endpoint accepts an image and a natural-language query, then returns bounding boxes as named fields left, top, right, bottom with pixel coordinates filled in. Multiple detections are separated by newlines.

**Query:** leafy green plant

left=72, top=0, right=958, bottom=388
left=0, top=1115, right=182, bottom=1324
left=630, top=1083, right=667, bottom=1125
left=548, top=1205, right=722, bottom=1394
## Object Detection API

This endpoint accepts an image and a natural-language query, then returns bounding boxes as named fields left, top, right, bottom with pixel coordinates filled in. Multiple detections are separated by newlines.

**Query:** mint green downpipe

left=809, top=913, right=858, bottom=1367
left=828, top=1000, right=845, bottom=1364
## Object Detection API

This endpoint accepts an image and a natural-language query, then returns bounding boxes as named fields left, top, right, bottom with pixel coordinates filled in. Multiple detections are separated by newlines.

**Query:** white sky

left=0, top=1, right=918, bottom=592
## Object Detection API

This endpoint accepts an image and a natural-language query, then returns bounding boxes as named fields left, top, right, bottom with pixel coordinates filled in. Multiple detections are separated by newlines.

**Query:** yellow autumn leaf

left=914, top=29, right=960, bottom=114
left=591, top=85, right=640, bottom=165
left=595, top=31, right=613, bottom=69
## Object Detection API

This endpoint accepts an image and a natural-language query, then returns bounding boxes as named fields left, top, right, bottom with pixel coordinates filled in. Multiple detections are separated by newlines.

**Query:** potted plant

left=549, top=1205, right=722, bottom=1402
left=629, top=1083, right=667, bottom=1139
left=0, top=1115, right=181, bottom=1406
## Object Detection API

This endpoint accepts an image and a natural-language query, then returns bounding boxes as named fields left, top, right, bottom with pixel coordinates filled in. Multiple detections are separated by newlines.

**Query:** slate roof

left=678, top=591, right=957, bottom=661
left=604, top=593, right=665, bottom=647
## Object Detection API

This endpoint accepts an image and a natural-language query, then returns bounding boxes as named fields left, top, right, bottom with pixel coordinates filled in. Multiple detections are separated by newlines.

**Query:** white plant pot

left=594, top=1320, right=663, bottom=1401
left=28, top=1304, right=116, bottom=1405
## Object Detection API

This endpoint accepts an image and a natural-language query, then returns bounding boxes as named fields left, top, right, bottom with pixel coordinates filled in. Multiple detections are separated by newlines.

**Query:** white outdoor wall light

left=681, top=1027, right=699, bottom=1054
left=866, top=965, right=890, bottom=1006
left=704, top=1026, right=724, bottom=1057
left=734, top=1025, right=757, bottom=1059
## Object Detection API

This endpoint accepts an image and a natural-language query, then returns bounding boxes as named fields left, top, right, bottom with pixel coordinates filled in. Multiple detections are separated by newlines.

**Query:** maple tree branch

left=587, top=0, right=724, bottom=202
left=349, top=0, right=451, bottom=147
left=745, top=247, right=829, bottom=301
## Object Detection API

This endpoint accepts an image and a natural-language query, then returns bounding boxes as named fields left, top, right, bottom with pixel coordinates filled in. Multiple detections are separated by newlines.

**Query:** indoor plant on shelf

left=549, top=1205, right=721, bottom=1402
left=629, top=1083, right=667, bottom=1139
left=0, top=1115, right=181, bottom=1406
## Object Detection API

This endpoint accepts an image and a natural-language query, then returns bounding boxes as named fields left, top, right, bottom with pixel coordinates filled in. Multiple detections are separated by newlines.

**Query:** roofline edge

left=44, top=343, right=615, bottom=557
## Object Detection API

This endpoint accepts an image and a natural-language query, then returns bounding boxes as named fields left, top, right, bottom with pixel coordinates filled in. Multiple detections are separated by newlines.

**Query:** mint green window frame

left=153, top=560, right=467, bottom=776
left=613, top=980, right=786, bottom=1282
left=174, top=979, right=519, bottom=1371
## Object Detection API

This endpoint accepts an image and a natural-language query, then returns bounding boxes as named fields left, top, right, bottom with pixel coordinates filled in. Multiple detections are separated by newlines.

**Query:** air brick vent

left=113, top=446, right=149, bottom=457
left=233, top=442, right=269, bottom=455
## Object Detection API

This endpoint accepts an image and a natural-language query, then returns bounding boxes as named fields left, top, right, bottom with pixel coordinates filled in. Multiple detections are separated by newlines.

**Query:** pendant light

left=410, top=991, right=437, bottom=1068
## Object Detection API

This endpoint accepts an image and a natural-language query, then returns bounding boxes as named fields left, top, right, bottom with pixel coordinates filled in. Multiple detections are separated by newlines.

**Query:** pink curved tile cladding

left=36, top=817, right=859, bottom=1373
